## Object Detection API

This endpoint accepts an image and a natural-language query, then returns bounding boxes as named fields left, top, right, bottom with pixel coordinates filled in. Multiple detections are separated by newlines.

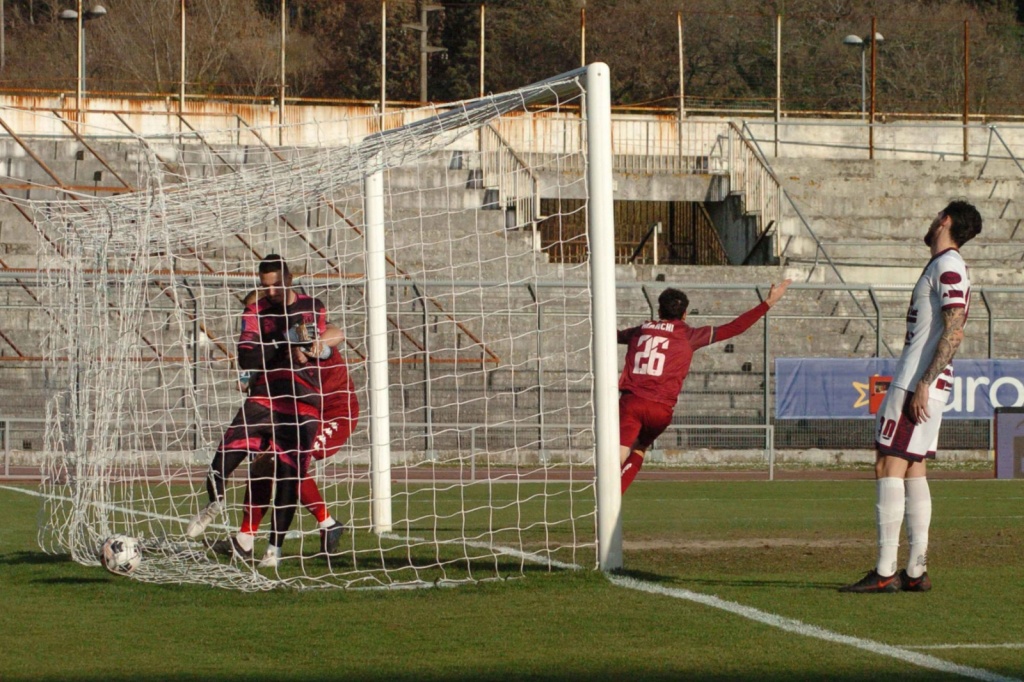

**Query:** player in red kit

left=618, top=280, right=791, bottom=493
left=189, top=255, right=358, bottom=567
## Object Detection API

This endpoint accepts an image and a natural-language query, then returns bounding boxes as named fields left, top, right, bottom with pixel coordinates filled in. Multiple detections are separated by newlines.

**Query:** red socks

left=299, top=476, right=329, bottom=524
left=240, top=474, right=272, bottom=535
left=620, top=451, right=645, bottom=494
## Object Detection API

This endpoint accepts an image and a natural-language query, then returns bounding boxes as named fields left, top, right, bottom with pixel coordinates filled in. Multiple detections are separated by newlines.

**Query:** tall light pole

left=404, top=3, right=446, bottom=103
left=60, top=3, right=107, bottom=105
left=843, top=32, right=883, bottom=119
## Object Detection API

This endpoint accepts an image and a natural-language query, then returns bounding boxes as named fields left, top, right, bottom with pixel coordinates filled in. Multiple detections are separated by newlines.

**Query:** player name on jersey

left=641, top=321, right=676, bottom=332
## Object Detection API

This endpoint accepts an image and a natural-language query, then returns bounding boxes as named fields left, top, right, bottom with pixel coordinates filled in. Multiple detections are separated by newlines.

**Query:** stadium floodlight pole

left=842, top=32, right=883, bottom=121
left=586, top=62, right=623, bottom=572
left=365, top=167, right=393, bottom=533
left=59, top=3, right=106, bottom=113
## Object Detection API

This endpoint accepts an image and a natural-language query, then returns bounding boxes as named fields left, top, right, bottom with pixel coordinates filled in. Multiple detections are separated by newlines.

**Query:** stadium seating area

left=2, top=120, right=1023, bottom=463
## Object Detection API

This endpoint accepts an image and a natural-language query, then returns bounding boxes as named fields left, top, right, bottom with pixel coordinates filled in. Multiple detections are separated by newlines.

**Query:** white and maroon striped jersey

left=891, top=248, right=970, bottom=398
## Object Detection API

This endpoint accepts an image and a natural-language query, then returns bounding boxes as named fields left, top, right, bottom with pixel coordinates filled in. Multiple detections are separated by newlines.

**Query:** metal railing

left=480, top=123, right=540, bottom=232
left=727, top=122, right=782, bottom=261
left=3, top=279, right=1021, bottom=473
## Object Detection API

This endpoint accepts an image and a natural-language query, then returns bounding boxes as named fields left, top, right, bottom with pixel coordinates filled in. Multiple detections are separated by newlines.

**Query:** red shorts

left=310, top=393, right=359, bottom=461
left=619, top=392, right=674, bottom=451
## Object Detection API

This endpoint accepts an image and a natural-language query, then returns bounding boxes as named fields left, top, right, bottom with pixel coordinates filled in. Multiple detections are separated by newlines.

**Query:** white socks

left=319, top=516, right=336, bottom=530
left=904, top=477, right=931, bottom=579
left=874, top=476, right=932, bottom=579
left=875, top=477, right=905, bottom=577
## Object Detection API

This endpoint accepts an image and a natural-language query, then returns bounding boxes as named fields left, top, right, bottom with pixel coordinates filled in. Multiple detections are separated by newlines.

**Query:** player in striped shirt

left=841, top=200, right=982, bottom=594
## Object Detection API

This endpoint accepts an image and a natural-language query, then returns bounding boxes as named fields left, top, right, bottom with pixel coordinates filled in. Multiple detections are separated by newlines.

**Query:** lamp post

left=60, top=3, right=107, bottom=104
left=404, top=4, right=446, bottom=103
left=842, top=32, right=883, bottom=119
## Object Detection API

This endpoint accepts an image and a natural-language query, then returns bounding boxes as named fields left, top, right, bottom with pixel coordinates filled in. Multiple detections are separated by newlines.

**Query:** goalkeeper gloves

left=286, top=322, right=319, bottom=346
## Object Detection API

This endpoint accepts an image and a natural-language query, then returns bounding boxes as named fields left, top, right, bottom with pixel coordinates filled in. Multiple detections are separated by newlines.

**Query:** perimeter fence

left=1, top=278, right=1020, bottom=475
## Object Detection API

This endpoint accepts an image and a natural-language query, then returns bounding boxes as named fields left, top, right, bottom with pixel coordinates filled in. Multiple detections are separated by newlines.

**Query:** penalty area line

left=607, top=574, right=1021, bottom=682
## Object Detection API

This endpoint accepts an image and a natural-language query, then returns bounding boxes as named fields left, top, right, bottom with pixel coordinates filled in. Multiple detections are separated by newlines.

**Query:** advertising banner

left=775, top=358, right=1024, bottom=420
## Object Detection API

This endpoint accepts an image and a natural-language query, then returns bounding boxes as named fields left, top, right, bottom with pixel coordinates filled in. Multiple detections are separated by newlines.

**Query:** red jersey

left=618, top=301, right=770, bottom=408
left=237, top=293, right=335, bottom=417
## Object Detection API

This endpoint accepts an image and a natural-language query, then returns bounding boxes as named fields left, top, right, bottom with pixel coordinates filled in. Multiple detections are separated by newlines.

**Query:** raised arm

left=909, top=307, right=965, bottom=424
left=709, top=279, right=792, bottom=344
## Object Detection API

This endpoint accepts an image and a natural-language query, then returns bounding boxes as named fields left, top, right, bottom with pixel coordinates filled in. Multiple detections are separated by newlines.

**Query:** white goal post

left=29, top=63, right=620, bottom=589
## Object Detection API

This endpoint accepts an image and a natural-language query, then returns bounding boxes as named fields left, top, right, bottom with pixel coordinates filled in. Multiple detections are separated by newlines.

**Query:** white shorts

left=875, top=386, right=946, bottom=461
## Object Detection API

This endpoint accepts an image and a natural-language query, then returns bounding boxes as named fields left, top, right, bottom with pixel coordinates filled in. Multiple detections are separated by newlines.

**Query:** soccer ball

left=100, top=535, right=142, bottom=575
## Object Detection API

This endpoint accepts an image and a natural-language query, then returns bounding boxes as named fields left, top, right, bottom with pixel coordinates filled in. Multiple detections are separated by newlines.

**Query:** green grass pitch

left=1, top=478, right=1021, bottom=681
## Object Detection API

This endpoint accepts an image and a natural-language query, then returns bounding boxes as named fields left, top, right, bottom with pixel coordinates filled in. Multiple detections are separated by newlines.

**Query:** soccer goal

left=33, top=64, right=620, bottom=590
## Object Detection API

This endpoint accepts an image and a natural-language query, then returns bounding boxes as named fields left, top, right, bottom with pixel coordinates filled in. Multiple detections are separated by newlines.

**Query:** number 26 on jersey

left=632, top=335, right=669, bottom=376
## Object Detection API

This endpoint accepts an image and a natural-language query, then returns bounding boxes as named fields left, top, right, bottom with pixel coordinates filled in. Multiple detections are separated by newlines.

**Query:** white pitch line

left=906, top=644, right=1024, bottom=651
left=0, top=483, right=304, bottom=539
left=608, top=575, right=1021, bottom=682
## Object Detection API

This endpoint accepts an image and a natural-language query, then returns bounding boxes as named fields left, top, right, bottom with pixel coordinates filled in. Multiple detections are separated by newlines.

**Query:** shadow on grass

left=613, top=567, right=842, bottom=591
left=32, top=576, right=110, bottom=585
left=320, top=552, right=562, bottom=577
left=0, top=550, right=70, bottom=566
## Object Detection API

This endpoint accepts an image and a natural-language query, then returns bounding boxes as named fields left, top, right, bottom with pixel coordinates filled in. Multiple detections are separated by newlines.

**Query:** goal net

left=32, top=66, right=616, bottom=590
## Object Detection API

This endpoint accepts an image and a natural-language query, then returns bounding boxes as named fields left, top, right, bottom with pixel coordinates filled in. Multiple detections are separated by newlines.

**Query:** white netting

left=29, top=69, right=600, bottom=590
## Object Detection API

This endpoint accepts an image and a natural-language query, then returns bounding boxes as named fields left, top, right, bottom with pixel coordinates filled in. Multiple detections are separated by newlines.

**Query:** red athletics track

left=0, top=465, right=996, bottom=484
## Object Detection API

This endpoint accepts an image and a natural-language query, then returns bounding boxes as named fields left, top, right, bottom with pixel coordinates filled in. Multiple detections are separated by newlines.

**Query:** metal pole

left=677, top=11, right=685, bottom=158
left=580, top=8, right=586, bottom=67
left=980, top=290, right=993, bottom=359
left=769, top=12, right=782, bottom=157
left=677, top=12, right=685, bottom=117
left=381, top=0, right=387, bottom=117
left=479, top=3, right=485, bottom=98
left=365, top=169, right=393, bottom=534
left=587, top=63, right=622, bottom=572
left=179, top=0, right=186, bottom=112
left=859, top=47, right=866, bottom=119
left=422, top=294, right=435, bottom=459
left=868, top=288, right=881, bottom=357
left=762, top=287, right=770, bottom=474
left=279, top=0, right=286, bottom=146
left=537, top=299, right=545, bottom=460
left=420, top=3, right=428, bottom=102
left=869, top=17, right=877, bottom=159
left=76, top=0, right=83, bottom=108
left=963, top=19, right=970, bottom=162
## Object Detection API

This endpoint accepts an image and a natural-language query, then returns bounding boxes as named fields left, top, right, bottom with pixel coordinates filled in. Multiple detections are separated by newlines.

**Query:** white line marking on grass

left=608, top=574, right=1021, bottom=682
left=0, top=482, right=231, bottom=529
left=906, top=644, right=1024, bottom=651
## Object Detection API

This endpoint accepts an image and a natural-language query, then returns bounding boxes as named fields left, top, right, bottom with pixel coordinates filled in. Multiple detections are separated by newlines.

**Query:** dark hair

left=658, top=288, right=689, bottom=321
left=258, top=254, right=291, bottom=282
left=943, top=200, right=982, bottom=247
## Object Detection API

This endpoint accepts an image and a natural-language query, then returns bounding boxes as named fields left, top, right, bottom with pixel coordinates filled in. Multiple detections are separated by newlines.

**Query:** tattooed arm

left=910, top=307, right=966, bottom=424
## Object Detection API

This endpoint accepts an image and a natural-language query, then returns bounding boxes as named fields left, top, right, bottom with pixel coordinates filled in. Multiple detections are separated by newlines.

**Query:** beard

left=924, top=229, right=934, bottom=247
